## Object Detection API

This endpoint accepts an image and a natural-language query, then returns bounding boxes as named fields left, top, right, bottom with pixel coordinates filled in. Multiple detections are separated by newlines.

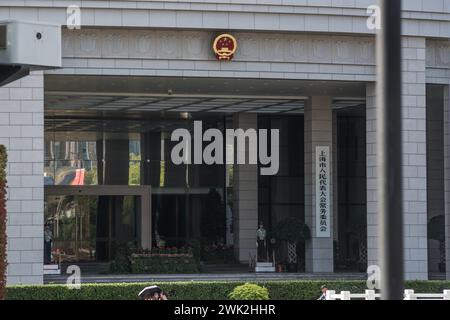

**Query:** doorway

left=151, top=188, right=227, bottom=248
left=44, top=185, right=151, bottom=264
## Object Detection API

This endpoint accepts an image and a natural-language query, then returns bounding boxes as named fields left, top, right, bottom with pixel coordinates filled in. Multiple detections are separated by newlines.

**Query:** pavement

left=45, top=272, right=366, bottom=284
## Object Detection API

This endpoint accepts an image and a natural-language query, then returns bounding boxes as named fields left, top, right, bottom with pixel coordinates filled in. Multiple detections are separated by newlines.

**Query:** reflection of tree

left=428, top=215, right=445, bottom=269
left=49, top=196, right=98, bottom=262
left=84, top=166, right=97, bottom=185
left=201, top=189, right=225, bottom=243
left=129, top=153, right=140, bottom=186
left=87, top=197, right=98, bottom=258
left=160, top=161, right=165, bottom=187
left=55, top=196, right=77, bottom=259
left=227, top=165, right=234, bottom=187
left=350, top=213, right=367, bottom=267
left=274, top=217, right=310, bottom=266
left=122, top=196, right=134, bottom=226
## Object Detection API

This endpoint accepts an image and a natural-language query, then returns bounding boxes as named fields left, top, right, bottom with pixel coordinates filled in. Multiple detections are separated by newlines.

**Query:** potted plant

left=352, top=216, right=368, bottom=272
left=157, top=239, right=166, bottom=248
left=428, top=215, right=446, bottom=273
left=273, top=217, right=311, bottom=273
left=276, top=261, right=285, bottom=273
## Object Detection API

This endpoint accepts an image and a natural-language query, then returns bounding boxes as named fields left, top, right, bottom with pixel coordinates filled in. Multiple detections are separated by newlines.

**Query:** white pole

left=365, top=290, right=376, bottom=300
left=325, top=290, right=336, bottom=300
left=404, top=289, right=416, bottom=300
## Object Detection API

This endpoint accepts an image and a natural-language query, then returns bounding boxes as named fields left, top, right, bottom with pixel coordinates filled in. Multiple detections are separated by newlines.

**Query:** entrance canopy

left=45, top=75, right=366, bottom=117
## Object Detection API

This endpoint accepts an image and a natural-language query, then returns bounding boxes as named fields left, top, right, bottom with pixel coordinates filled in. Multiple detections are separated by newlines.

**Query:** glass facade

left=426, top=85, right=447, bottom=277
left=44, top=108, right=372, bottom=269
left=335, top=107, right=367, bottom=272
left=258, top=115, right=305, bottom=269
left=44, top=116, right=225, bottom=188
left=44, top=113, right=227, bottom=263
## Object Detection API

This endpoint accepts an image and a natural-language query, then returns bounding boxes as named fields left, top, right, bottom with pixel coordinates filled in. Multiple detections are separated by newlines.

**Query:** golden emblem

left=213, top=34, right=237, bottom=61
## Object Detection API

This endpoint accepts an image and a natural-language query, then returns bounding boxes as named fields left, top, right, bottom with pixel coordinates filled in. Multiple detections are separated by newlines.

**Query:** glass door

left=44, top=195, right=98, bottom=264
left=44, top=195, right=137, bottom=264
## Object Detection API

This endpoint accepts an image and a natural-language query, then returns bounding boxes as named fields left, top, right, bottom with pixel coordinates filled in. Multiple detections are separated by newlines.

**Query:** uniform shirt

left=317, top=292, right=327, bottom=300
left=44, top=229, right=53, bottom=242
left=256, top=228, right=266, bottom=241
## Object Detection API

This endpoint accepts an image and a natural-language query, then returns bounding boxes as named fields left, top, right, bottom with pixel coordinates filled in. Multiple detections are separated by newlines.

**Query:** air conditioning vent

left=0, top=20, right=61, bottom=68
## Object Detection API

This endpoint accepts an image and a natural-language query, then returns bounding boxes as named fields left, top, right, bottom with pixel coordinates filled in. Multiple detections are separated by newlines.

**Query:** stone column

left=367, top=38, right=429, bottom=280
left=401, top=37, right=428, bottom=280
left=366, top=83, right=378, bottom=268
left=304, top=96, right=334, bottom=273
left=444, top=86, right=450, bottom=280
left=0, top=71, right=44, bottom=285
left=232, top=113, right=258, bottom=263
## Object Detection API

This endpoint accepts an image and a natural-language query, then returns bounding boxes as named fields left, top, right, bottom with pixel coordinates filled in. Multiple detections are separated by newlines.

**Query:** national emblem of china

left=213, top=34, right=237, bottom=61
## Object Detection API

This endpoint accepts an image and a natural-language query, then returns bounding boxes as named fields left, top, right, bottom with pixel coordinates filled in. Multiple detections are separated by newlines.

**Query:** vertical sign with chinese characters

left=315, top=146, right=330, bottom=238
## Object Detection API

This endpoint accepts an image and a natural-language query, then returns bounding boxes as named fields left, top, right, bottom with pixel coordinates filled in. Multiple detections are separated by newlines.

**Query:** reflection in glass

left=44, top=195, right=138, bottom=264
left=151, top=188, right=225, bottom=248
left=44, top=195, right=97, bottom=263
left=54, top=160, right=98, bottom=185
left=258, top=115, right=305, bottom=270
left=45, top=117, right=225, bottom=188
left=336, top=108, right=367, bottom=272
left=45, top=114, right=229, bottom=263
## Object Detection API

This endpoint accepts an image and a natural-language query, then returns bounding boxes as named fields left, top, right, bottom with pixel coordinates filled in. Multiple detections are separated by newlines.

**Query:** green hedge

left=6, top=280, right=450, bottom=300
left=131, top=255, right=199, bottom=274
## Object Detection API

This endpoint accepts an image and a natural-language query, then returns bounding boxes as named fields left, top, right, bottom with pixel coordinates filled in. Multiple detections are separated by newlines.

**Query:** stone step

left=255, top=263, right=276, bottom=273
left=255, top=267, right=275, bottom=273
left=256, top=262, right=274, bottom=267
left=44, top=269, right=61, bottom=275
left=44, top=264, right=61, bottom=275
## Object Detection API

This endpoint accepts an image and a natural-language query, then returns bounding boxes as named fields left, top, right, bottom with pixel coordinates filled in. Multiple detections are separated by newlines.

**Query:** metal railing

left=326, top=289, right=450, bottom=300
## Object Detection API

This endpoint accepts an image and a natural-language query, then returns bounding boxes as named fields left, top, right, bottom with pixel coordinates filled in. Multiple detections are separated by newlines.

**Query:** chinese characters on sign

left=315, top=146, right=330, bottom=238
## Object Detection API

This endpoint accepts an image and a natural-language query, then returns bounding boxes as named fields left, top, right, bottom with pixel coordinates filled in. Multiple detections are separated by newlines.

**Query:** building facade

left=1, top=0, right=450, bottom=284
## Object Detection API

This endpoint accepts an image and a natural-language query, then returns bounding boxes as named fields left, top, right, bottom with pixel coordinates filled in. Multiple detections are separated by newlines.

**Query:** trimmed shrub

left=131, top=254, right=199, bottom=274
left=229, top=283, right=269, bottom=300
left=201, top=245, right=235, bottom=264
left=0, top=145, right=7, bottom=300
left=6, top=280, right=450, bottom=300
left=108, top=244, right=133, bottom=274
